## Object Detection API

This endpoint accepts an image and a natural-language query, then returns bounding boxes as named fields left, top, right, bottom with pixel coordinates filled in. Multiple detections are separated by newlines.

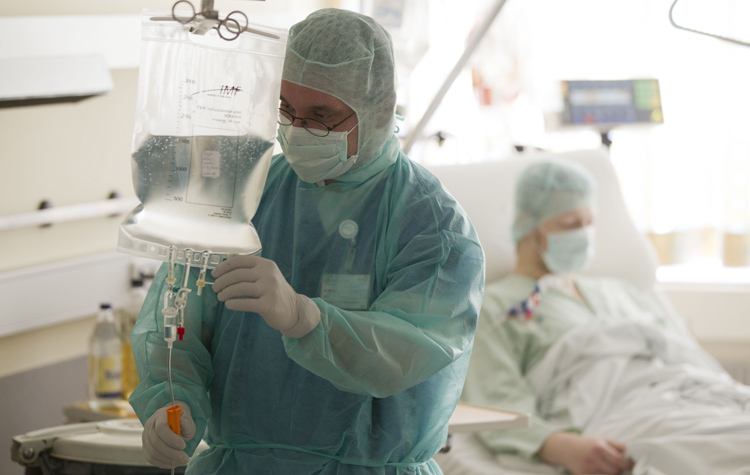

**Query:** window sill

left=656, top=261, right=750, bottom=292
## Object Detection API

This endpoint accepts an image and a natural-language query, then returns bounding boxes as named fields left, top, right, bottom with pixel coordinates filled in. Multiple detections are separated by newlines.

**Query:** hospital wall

left=0, top=68, right=139, bottom=374
left=0, top=67, right=138, bottom=475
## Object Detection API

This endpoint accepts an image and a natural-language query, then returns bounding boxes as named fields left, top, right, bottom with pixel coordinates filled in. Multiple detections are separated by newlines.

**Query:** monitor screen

left=561, top=79, right=663, bottom=127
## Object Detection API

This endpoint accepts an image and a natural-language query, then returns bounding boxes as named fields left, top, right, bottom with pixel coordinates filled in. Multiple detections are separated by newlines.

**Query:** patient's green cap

left=512, top=160, right=596, bottom=242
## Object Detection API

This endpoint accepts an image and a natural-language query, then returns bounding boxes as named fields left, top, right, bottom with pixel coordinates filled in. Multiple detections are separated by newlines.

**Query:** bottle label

left=92, top=356, right=123, bottom=397
left=121, top=342, right=139, bottom=399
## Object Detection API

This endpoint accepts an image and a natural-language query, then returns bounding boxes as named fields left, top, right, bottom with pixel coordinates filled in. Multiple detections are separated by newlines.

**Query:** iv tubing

left=164, top=250, right=179, bottom=475
left=167, top=338, right=176, bottom=475
left=168, top=345, right=175, bottom=406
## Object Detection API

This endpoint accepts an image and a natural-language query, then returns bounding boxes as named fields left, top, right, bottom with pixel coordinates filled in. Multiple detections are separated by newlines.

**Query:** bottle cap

left=100, top=303, right=112, bottom=310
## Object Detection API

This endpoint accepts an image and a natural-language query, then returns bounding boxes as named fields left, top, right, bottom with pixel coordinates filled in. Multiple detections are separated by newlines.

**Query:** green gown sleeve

left=128, top=263, right=218, bottom=455
left=283, top=226, right=485, bottom=398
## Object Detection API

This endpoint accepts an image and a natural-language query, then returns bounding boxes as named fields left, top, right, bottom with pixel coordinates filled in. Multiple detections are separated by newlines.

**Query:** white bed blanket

left=526, top=322, right=750, bottom=475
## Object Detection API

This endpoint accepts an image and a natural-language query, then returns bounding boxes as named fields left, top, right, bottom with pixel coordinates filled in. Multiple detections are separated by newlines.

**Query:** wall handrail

left=0, top=197, right=139, bottom=231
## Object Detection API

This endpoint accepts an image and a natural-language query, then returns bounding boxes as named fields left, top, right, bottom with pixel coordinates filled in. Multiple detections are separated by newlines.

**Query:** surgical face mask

left=541, top=226, right=595, bottom=274
left=277, top=124, right=359, bottom=183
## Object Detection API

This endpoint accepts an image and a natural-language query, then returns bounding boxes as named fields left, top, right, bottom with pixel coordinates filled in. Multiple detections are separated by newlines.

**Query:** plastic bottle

left=88, top=303, right=123, bottom=410
left=120, top=276, right=149, bottom=399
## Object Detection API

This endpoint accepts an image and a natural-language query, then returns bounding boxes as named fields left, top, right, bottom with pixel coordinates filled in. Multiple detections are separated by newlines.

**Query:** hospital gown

left=461, top=274, right=750, bottom=475
left=130, top=138, right=485, bottom=475
left=460, top=274, right=679, bottom=460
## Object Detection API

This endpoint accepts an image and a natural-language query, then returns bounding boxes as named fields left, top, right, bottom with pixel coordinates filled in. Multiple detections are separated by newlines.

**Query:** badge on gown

left=321, top=274, right=372, bottom=310
left=320, top=220, right=371, bottom=310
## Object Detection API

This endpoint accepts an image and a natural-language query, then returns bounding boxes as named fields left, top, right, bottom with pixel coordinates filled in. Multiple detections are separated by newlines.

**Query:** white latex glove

left=211, top=255, right=320, bottom=338
left=142, top=401, right=196, bottom=469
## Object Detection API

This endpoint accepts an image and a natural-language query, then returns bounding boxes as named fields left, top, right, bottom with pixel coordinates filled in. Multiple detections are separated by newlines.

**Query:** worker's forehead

left=279, top=80, right=350, bottom=112
left=563, top=207, right=593, bottom=220
left=547, top=207, right=594, bottom=225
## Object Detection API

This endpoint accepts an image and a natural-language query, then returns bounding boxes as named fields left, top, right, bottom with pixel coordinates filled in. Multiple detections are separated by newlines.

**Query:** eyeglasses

left=278, top=108, right=356, bottom=137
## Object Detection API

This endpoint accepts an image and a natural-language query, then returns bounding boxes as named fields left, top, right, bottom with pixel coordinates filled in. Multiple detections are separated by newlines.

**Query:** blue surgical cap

left=512, top=160, right=596, bottom=242
left=282, top=9, right=397, bottom=168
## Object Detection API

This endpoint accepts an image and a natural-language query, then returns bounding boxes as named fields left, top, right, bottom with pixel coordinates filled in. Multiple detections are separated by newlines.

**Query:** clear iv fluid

left=133, top=135, right=270, bottom=208
left=118, top=135, right=273, bottom=261
left=163, top=307, right=178, bottom=343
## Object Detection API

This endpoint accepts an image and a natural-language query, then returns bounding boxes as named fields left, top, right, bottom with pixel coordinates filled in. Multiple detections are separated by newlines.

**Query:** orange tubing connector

left=167, top=405, right=182, bottom=435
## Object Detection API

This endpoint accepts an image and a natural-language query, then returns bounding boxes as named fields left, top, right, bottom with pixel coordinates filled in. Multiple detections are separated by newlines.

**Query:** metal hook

left=172, top=0, right=197, bottom=24
left=218, top=11, right=249, bottom=42
left=669, top=0, right=750, bottom=48
left=164, top=0, right=280, bottom=41
left=170, top=0, right=249, bottom=42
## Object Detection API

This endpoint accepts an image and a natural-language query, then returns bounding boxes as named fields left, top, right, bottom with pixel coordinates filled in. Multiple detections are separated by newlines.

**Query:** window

left=402, top=0, right=750, bottom=280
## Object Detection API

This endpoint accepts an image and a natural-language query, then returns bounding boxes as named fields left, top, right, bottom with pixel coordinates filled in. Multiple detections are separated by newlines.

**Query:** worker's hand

left=142, top=401, right=196, bottom=469
left=212, top=255, right=320, bottom=338
left=539, top=432, right=633, bottom=474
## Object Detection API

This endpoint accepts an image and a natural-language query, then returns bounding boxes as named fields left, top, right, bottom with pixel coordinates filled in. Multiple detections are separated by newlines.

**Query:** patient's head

left=512, top=160, right=597, bottom=276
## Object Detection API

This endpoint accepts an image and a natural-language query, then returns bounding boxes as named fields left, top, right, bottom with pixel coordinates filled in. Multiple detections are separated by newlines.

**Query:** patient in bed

left=460, top=161, right=750, bottom=475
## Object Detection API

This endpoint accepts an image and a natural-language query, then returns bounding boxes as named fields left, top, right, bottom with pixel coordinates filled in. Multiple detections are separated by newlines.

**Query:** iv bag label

left=321, top=274, right=371, bottom=310
left=202, top=151, right=221, bottom=178
left=185, top=136, right=240, bottom=208
left=91, top=355, right=122, bottom=397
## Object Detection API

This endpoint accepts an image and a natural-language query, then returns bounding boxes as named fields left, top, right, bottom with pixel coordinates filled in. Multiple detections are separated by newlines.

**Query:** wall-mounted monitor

left=561, top=79, right=663, bottom=131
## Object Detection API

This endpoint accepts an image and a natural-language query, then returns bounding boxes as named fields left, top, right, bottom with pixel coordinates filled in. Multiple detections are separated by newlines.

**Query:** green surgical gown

left=129, top=136, right=485, bottom=474
left=461, top=274, right=676, bottom=461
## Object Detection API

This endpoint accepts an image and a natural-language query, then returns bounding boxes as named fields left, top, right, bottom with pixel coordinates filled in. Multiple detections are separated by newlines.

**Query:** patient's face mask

left=541, top=225, right=595, bottom=274
left=277, top=124, right=359, bottom=183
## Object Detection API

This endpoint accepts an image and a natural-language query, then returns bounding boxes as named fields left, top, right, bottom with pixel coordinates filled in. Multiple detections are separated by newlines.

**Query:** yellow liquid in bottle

left=121, top=341, right=139, bottom=400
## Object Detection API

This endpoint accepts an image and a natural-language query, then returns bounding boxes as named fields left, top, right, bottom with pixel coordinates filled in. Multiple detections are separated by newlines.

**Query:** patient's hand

left=539, top=432, right=633, bottom=474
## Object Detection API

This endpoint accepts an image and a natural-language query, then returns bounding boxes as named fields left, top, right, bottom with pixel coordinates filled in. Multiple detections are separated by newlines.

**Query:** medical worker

left=129, top=8, right=484, bottom=475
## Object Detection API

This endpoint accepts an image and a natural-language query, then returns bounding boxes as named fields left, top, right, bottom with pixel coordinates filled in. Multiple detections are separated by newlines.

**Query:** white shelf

left=448, top=403, right=530, bottom=434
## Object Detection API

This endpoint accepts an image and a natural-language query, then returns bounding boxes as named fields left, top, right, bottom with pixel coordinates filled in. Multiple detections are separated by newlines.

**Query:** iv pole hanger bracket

left=669, top=0, right=750, bottom=48
left=168, top=0, right=268, bottom=41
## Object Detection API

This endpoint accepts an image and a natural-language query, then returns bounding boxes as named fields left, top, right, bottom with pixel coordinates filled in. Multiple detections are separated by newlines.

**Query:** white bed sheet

left=437, top=321, right=750, bottom=475
left=528, top=321, right=750, bottom=475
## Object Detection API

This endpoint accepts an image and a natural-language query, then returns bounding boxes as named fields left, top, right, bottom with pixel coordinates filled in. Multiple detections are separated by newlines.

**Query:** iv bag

left=118, top=11, right=287, bottom=267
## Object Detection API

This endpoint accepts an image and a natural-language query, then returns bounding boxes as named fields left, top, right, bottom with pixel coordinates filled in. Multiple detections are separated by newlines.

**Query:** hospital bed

left=426, top=146, right=690, bottom=474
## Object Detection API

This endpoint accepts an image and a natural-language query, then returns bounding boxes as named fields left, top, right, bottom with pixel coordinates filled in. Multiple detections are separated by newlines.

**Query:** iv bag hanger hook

left=172, top=0, right=217, bottom=21
left=198, top=0, right=218, bottom=20
left=170, top=0, right=250, bottom=41
left=172, top=0, right=198, bottom=24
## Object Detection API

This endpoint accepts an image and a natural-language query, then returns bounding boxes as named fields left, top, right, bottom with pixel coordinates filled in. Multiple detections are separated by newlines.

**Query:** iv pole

left=402, top=0, right=509, bottom=155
